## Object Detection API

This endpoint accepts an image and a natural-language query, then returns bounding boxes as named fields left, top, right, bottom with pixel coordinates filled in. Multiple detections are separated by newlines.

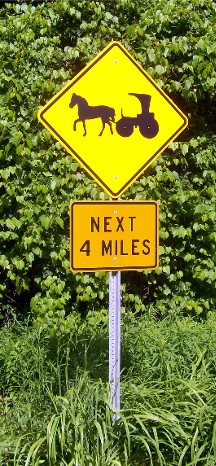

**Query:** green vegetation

left=0, top=0, right=215, bottom=323
left=0, top=0, right=216, bottom=464
left=1, top=313, right=216, bottom=465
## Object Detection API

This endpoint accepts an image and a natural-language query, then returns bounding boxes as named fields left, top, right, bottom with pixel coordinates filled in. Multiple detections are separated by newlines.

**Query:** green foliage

left=0, top=0, right=216, bottom=325
left=0, top=5, right=215, bottom=464
left=1, top=314, right=216, bottom=464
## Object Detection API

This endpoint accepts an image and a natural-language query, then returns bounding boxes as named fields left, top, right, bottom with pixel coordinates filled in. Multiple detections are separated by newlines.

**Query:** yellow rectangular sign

left=70, top=201, right=159, bottom=272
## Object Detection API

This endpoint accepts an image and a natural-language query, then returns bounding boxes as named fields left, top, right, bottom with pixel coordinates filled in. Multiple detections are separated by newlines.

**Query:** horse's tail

left=111, top=108, right=124, bottom=123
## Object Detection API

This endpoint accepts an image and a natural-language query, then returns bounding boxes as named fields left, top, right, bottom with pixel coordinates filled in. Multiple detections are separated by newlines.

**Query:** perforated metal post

left=109, top=270, right=121, bottom=419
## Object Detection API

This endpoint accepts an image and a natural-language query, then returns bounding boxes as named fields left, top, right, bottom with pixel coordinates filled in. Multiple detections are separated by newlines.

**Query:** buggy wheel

left=139, top=118, right=159, bottom=138
left=116, top=119, right=134, bottom=137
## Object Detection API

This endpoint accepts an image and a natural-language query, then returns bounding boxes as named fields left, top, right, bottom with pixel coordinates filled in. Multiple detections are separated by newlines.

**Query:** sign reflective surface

left=38, top=42, right=188, bottom=198
left=70, top=201, right=159, bottom=271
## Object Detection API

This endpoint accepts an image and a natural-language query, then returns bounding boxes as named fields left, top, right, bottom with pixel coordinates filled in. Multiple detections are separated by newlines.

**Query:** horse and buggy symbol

left=69, top=93, right=159, bottom=139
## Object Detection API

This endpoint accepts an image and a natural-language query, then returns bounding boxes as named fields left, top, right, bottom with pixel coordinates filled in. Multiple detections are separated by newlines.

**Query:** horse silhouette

left=69, top=93, right=115, bottom=136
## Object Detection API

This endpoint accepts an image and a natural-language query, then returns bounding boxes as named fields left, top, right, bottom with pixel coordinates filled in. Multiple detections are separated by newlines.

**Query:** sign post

left=109, top=270, right=121, bottom=419
left=70, top=199, right=159, bottom=417
left=38, top=40, right=188, bottom=418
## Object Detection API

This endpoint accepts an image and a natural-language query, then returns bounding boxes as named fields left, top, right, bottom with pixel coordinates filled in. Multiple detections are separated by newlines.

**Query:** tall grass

left=1, top=313, right=216, bottom=465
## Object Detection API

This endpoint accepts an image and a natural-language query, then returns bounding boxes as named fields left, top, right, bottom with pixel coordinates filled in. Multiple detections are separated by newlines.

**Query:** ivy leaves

left=0, top=0, right=215, bottom=323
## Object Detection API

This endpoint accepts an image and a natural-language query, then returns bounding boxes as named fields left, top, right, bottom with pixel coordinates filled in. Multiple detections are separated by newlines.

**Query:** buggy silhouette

left=116, top=93, right=159, bottom=138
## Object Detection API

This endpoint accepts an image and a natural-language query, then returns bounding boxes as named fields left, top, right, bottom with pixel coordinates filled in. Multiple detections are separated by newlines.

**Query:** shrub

left=0, top=0, right=215, bottom=324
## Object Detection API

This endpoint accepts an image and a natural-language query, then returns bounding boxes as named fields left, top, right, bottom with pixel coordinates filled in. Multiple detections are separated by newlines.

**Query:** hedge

left=0, top=0, right=215, bottom=328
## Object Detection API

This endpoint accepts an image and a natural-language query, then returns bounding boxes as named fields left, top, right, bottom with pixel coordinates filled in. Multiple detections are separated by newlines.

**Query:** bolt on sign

left=38, top=41, right=188, bottom=198
left=70, top=201, right=159, bottom=272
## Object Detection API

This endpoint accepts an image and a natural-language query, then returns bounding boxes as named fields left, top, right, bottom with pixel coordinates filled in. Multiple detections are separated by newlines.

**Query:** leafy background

left=0, top=0, right=216, bottom=328
left=0, top=0, right=216, bottom=464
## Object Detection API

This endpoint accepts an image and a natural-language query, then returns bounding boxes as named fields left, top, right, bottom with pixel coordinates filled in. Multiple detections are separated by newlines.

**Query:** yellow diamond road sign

left=38, top=41, right=188, bottom=198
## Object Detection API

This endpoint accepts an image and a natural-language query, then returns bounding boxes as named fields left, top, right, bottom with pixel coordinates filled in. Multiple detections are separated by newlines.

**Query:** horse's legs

left=82, top=120, right=86, bottom=137
left=73, top=118, right=79, bottom=131
left=108, top=120, right=113, bottom=135
left=99, top=121, right=105, bottom=136
left=73, top=118, right=86, bottom=136
left=99, top=120, right=113, bottom=136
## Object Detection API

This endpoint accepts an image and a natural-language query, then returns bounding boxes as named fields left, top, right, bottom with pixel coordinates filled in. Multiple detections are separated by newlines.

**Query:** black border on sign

left=70, top=201, right=159, bottom=272
left=40, top=42, right=188, bottom=198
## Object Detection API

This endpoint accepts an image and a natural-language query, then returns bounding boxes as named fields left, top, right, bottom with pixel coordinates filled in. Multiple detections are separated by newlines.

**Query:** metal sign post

left=70, top=198, right=159, bottom=419
left=109, top=270, right=121, bottom=419
left=38, top=39, right=188, bottom=424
